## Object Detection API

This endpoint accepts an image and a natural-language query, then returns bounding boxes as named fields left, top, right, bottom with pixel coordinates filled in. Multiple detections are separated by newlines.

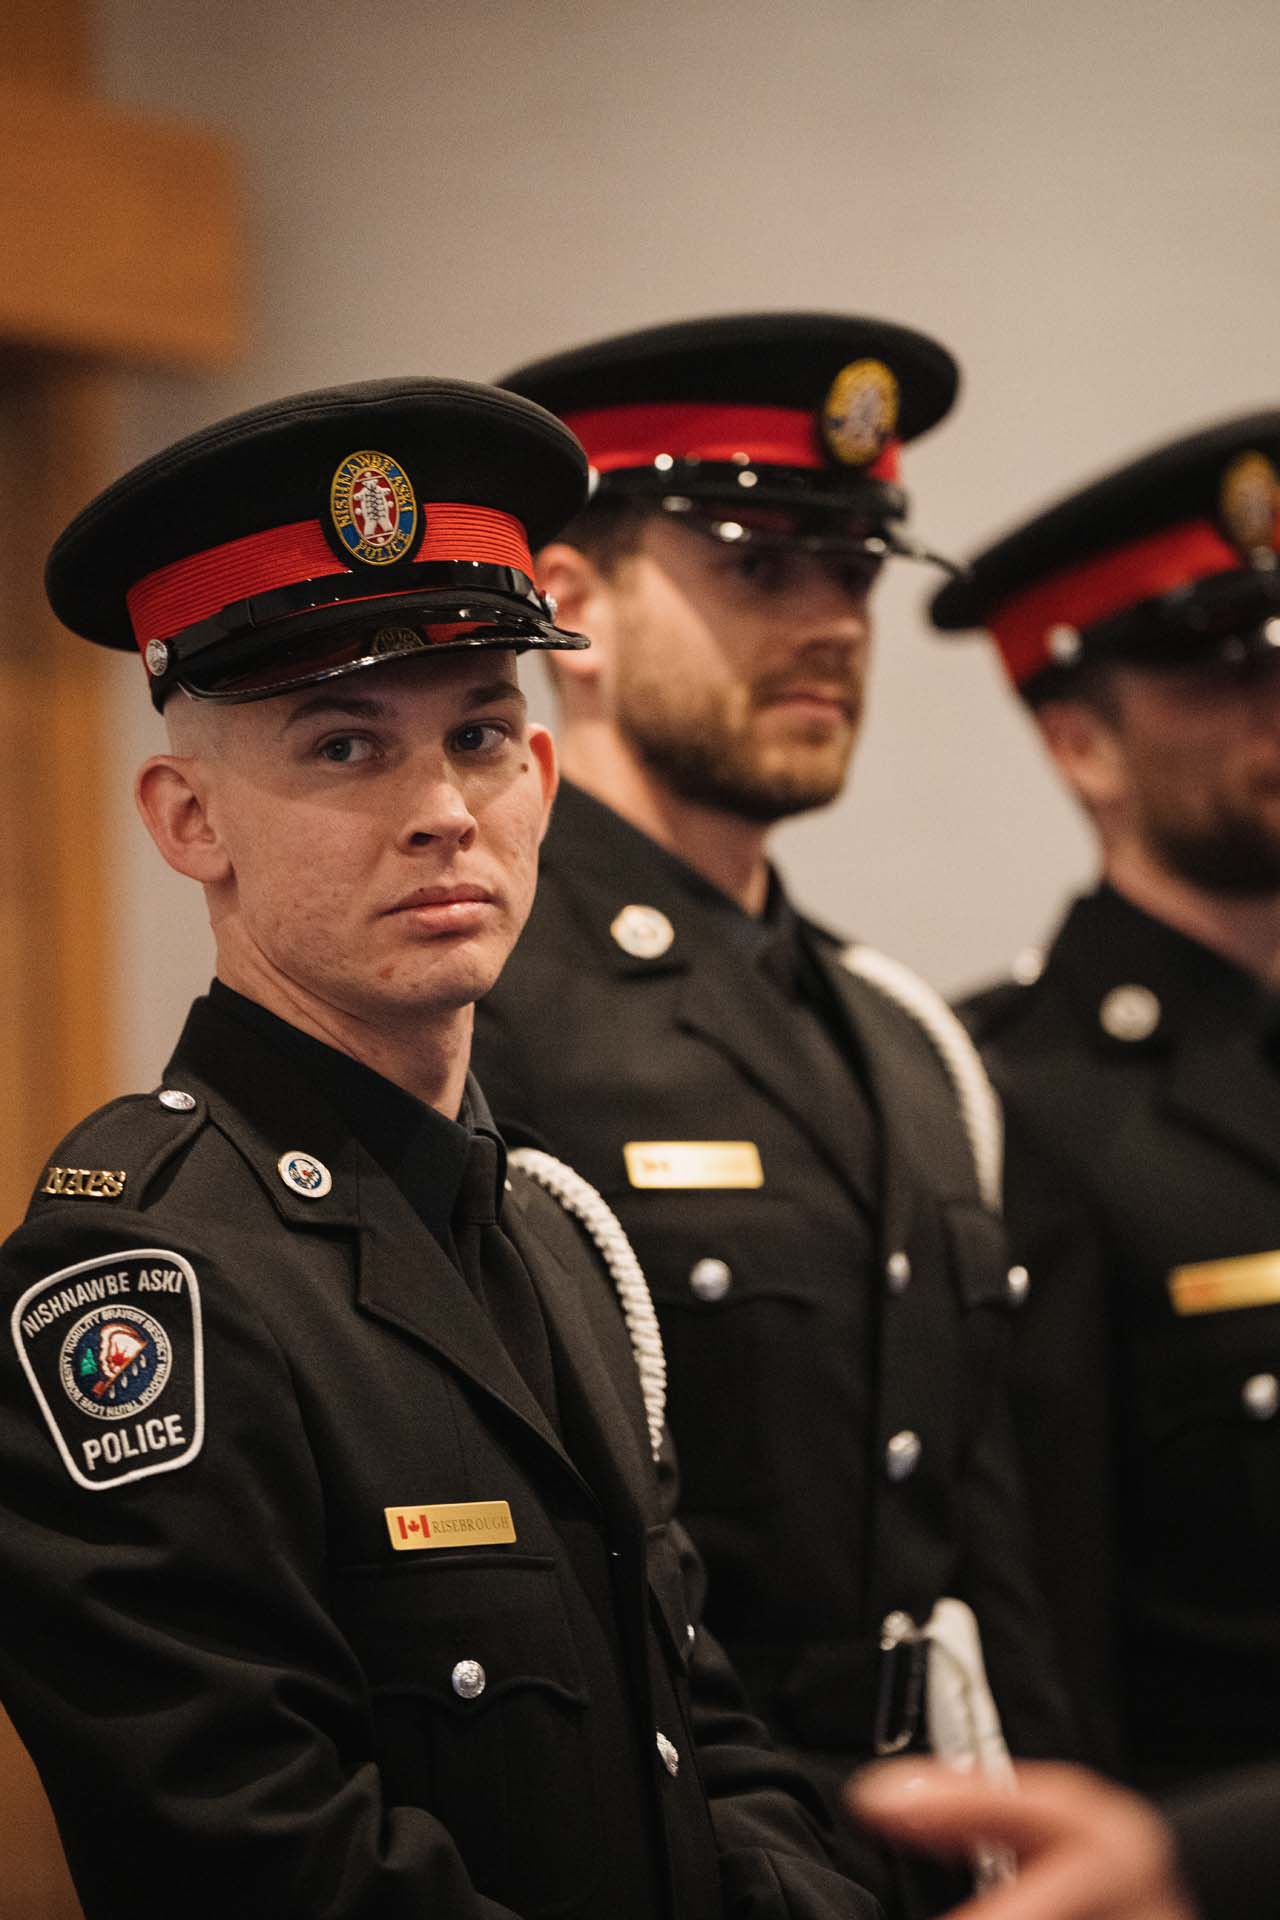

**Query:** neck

left=215, top=944, right=473, bottom=1117
left=1104, top=845, right=1280, bottom=988
left=560, top=724, right=772, bottom=914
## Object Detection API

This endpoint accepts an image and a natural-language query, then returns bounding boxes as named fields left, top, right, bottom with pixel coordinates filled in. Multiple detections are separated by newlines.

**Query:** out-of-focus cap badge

left=611, top=903, right=675, bottom=959
left=1220, top=451, right=1279, bottom=559
left=330, top=450, right=418, bottom=565
left=821, top=358, right=900, bottom=467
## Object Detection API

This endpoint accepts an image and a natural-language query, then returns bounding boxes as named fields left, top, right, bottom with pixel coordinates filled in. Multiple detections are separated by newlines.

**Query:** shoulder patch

left=11, top=1248, right=204, bottom=1491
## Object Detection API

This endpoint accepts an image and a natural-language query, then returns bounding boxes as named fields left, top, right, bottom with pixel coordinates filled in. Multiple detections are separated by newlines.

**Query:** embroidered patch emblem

left=11, top=1249, right=203, bottom=1491
left=278, top=1150, right=333, bottom=1198
left=330, top=449, right=417, bottom=565
left=821, top=359, right=900, bottom=467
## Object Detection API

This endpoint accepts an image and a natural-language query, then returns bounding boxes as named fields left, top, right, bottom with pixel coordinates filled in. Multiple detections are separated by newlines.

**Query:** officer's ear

left=536, top=543, right=615, bottom=690
left=135, top=751, right=233, bottom=887
left=1036, top=693, right=1130, bottom=818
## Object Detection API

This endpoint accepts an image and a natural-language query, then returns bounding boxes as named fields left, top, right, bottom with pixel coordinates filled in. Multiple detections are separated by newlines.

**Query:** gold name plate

left=385, top=1500, right=516, bottom=1551
left=1169, top=1251, right=1280, bottom=1316
left=624, top=1140, right=764, bottom=1189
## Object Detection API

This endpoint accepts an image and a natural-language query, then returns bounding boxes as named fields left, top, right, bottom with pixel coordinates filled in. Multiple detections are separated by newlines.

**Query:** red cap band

left=562, top=402, right=901, bottom=483
left=126, top=503, right=535, bottom=652
left=990, top=516, right=1280, bottom=686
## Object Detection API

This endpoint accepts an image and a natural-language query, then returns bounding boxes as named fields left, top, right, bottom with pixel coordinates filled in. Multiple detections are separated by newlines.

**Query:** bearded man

left=934, top=411, right=1280, bottom=1790
left=472, top=314, right=1072, bottom=1914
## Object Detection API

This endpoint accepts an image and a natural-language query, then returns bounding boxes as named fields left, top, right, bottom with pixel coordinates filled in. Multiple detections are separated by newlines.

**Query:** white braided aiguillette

left=509, top=1148, right=667, bottom=1462
left=841, top=943, right=1004, bottom=1215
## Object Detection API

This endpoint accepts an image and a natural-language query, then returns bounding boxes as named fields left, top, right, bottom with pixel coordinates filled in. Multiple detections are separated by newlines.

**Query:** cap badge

left=330, top=450, right=418, bottom=566
left=611, top=903, right=675, bottom=960
left=821, top=359, right=900, bottom=467
left=1220, top=451, right=1279, bottom=558
left=278, top=1150, right=333, bottom=1199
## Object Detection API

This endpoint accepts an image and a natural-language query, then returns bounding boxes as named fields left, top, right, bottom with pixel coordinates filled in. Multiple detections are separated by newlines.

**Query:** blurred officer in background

left=473, top=313, right=1072, bottom=1913
left=934, top=412, right=1280, bottom=1788
left=0, top=377, right=880, bottom=1920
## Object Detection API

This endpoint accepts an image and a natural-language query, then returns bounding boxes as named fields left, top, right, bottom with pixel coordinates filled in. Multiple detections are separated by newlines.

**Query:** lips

left=384, top=882, right=496, bottom=916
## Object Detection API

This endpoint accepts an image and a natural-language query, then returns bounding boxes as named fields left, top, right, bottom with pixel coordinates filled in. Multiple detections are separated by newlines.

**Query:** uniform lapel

left=674, top=957, right=876, bottom=1206
left=503, top=1194, right=653, bottom=1536
left=1162, top=1034, right=1280, bottom=1185
left=813, top=948, right=926, bottom=1249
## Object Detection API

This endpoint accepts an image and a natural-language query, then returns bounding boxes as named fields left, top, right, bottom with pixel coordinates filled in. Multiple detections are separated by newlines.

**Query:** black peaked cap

left=932, top=408, right=1280, bottom=631
left=48, top=377, right=588, bottom=653
left=500, top=312, right=958, bottom=445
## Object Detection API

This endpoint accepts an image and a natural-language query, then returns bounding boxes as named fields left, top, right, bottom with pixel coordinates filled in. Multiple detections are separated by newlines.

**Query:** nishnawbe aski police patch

left=330, top=449, right=417, bottom=565
left=11, top=1248, right=204, bottom=1492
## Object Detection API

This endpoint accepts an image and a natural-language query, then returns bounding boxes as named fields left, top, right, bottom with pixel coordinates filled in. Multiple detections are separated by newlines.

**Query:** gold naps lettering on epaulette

left=41, top=1167, right=127, bottom=1200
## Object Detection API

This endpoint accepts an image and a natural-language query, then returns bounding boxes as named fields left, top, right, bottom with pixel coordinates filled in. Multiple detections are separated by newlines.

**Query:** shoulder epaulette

left=26, top=1087, right=207, bottom=1219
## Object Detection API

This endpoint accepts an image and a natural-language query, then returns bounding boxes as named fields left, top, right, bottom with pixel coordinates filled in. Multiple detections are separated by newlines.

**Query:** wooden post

left=0, top=5, right=244, bottom=1911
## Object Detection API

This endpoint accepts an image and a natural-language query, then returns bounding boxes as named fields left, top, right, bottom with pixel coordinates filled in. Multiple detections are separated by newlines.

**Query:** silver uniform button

left=885, top=1250, right=912, bottom=1295
left=1099, top=984, right=1161, bottom=1042
left=686, top=1623, right=696, bottom=1646
left=1243, top=1373, right=1279, bottom=1420
left=157, top=1088, right=196, bottom=1112
left=656, top=1729, right=680, bottom=1776
left=1007, top=1264, right=1030, bottom=1304
left=1046, top=623, right=1082, bottom=664
left=451, top=1659, right=486, bottom=1700
left=689, top=1257, right=732, bottom=1302
left=885, top=1430, right=922, bottom=1481
left=610, top=903, right=675, bottom=960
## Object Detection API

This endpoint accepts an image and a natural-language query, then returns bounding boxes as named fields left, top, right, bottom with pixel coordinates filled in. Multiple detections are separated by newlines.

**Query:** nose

left=400, top=760, right=479, bottom=853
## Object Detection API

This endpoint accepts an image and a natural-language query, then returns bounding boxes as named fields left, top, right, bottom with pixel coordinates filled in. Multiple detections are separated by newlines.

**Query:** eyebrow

left=278, top=676, right=526, bottom=736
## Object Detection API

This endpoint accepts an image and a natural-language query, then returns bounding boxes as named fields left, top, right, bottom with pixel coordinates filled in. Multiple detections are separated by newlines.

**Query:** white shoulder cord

left=841, top=943, right=1004, bottom=1215
left=508, top=1147, right=667, bottom=1463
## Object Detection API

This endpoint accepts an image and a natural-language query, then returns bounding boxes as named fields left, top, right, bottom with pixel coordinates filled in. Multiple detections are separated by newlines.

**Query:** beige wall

left=100, top=0, right=1280, bottom=1085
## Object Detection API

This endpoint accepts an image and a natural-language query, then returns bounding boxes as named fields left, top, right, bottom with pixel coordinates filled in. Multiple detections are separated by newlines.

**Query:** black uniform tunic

left=474, top=784, right=1071, bottom=1832
left=0, top=989, right=877, bottom=1920
left=964, top=885, right=1280, bottom=1788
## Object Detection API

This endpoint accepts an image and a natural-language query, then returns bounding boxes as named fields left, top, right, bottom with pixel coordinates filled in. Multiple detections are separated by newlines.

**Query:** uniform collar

left=172, top=987, right=506, bottom=1234
left=545, top=779, right=792, bottom=971
left=1046, top=884, right=1277, bottom=1047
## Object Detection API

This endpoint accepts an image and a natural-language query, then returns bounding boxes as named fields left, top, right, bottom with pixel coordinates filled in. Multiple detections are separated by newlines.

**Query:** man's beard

left=616, top=668, right=860, bottom=824
left=1148, top=801, right=1280, bottom=896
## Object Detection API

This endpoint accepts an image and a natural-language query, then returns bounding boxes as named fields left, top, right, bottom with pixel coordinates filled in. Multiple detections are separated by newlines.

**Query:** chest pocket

left=332, top=1554, right=595, bottom=1916
left=626, top=1191, right=876, bottom=1512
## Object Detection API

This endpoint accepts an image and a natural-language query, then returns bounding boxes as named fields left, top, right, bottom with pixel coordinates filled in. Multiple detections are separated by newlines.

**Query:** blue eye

left=318, top=734, right=375, bottom=764
left=451, top=721, right=508, bottom=754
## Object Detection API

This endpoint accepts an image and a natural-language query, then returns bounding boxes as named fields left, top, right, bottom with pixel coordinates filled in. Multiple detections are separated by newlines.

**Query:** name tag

left=385, top=1500, right=517, bottom=1551
left=624, top=1141, right=764, bottom=1189
left=1168, top=1251, right=1280, bottom=1316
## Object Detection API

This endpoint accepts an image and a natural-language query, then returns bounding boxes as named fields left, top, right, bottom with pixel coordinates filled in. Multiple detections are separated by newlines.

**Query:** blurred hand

left=848, top=1760, right=1199, bottom=1920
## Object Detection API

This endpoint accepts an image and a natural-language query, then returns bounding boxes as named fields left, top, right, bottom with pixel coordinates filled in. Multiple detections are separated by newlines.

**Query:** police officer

left=0, top=377, right=881, bottom=1920
left=472, top=315, right=1072, bottom=1904
left=933, top=411, right=1280, bottom=1788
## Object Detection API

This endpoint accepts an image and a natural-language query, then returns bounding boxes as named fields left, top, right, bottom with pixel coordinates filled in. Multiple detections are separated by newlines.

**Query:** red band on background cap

left=562, top=402, right=901, bottom=482
left=127, top=503, right=535, bottom=652
left=991, top=517, right=1278, bottom=686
